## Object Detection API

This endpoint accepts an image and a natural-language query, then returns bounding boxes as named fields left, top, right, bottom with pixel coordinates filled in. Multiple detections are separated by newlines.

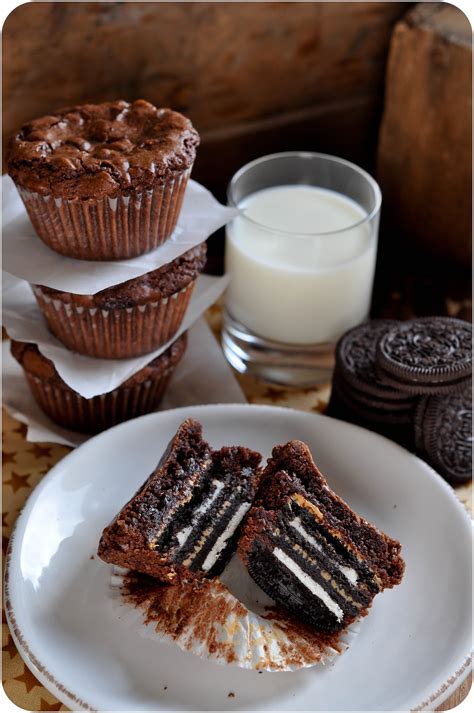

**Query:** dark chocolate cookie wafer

left=330, top=381, right=413, bottom=426
left=376, top=318, right=472, bottom=395
left=327, top=385, right=414, bottom=450
left=336, top=320, right=409, bottom=401
left=415, top=387, right=472, bottom=483
left=333, top=365, right=416, bottom=412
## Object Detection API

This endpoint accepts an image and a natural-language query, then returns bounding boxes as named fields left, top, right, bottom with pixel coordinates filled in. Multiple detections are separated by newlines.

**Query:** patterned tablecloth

left=2, top=308, right=471, bottom=711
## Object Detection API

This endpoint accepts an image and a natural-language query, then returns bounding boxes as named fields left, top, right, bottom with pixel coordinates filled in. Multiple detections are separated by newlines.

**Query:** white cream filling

left=201, top=502, right=251, bottom=572
left=339, top=565, right=358, bottom=585
left=273, top=547, right=343, bottom=622
left=175, top=480, right=225, bottom=549
left=289, top=517, right=358, bottom=585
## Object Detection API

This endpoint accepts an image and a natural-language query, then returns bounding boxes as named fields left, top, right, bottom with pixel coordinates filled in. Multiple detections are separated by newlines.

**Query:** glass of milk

left=223, top=152, right=382, bottom=386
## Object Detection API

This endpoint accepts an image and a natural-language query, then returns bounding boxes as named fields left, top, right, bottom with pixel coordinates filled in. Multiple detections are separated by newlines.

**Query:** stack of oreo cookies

left=328, top=317, right=472, bottom=484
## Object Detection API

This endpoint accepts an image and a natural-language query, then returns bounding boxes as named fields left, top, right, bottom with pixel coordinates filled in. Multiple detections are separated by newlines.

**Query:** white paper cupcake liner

left=16, top=167, right=191, bottom=261
left=32, top=281, right=195, bottom=359
left=108, top=555, right=361, bottom=672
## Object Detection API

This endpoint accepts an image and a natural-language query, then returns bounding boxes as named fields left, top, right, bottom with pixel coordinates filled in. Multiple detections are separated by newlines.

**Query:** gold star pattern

left=12, top=422, right=27, bottom=438
left=262, top=387, right=287, bottom=403
left=311, top=400, right=326, bottom=414
left=13, top=666, right=42, bottom=694
left=39, top=699, right=63, bottom=711
left=27, top=444, right=52, bottom=459
left=2, top=635, right=19, bottom=661
left=4, top=471, right=30, bottom=494
left=2, top=450, right=17, bottom=465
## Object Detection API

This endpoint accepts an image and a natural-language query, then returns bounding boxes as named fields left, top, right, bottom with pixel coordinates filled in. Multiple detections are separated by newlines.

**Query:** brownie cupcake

left=11, top=335, right=187, bottom=434
left=32, top=243, right=206, bottom=359
left=7, top=99, right=199, bottom=260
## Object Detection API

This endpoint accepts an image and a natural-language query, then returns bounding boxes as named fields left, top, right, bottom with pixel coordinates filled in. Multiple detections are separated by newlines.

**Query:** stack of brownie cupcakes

left=6, top=99, right=206, bottom=434
left=328, top=317, right=472, bottom=484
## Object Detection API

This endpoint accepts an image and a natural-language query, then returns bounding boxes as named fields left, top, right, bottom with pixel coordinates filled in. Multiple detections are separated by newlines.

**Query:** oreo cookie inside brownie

left=98, top=419, right=261, bottom=581
left=239, top=440, right=404, bottom=633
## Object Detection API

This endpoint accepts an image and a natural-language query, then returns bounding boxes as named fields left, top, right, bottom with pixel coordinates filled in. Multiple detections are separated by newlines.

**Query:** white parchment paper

left=2, top=174, right=238, bottom=294
left=2, top=318, right=245, bottom=447
left=3, top=273, right=229, bottom=398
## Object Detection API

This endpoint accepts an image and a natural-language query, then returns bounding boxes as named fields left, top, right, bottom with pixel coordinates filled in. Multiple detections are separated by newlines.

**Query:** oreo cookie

left=376, top=318, right=472, bottom=395
left=333, top=366, right=415, bottom=412
left=336, top=320, right=408, bottom=401
left=414, top=388, right=472, bottom=483
left=330, top=380, right=413, bottom=425
left=327, top=383, right=414, bottom=450
left=331, top=320, right=417, bottom=449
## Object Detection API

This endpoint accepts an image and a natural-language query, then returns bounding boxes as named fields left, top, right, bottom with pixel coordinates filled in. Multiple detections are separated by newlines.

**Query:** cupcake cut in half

left=10, top=334, right=187, bottom=434
left=7, top=99, right=199, bottom=260
left=32, top=243, right=206, bottom=359
left=239, top=440, right=405, bottom=633
left=98, top=419, right=262, bottom=582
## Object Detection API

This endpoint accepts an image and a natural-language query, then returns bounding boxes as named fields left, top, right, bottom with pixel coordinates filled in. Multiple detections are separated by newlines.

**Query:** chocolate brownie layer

left=98, top=420, right=262, bottom=582
left=239, top=440, right=404, bottom=633
left=35, top=243, right=207, bottom=308
left=7, top=99, right=199, bottom=199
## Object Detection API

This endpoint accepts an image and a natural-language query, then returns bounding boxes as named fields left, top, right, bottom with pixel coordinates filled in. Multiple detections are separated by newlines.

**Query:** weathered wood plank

left=377, top=2, right=471, bottom=265
left=3, top=1, right=407, bottom=173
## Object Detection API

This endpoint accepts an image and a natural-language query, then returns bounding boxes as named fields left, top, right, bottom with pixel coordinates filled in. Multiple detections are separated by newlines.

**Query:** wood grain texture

left=377, top=2, right=471, bottom=266
left=436, top=674, right=471, bottom=710
left=3, top=0, right=408, bottom=185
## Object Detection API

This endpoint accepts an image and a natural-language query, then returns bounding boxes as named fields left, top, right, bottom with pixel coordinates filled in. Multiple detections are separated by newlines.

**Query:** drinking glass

left=222, top=151, right=382, bottom=386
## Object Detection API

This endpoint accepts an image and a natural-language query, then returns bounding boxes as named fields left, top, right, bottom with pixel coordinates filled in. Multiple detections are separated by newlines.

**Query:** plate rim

left=4, top=403, right=473, bottom=711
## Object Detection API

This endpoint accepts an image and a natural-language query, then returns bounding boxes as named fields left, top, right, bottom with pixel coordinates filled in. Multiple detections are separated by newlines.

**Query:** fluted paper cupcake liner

left=23, top=367, right=176, bottom=434
left=108, top=556, right=361, bottom=672
left=16, top=167, right=191, bottom=261
left=33, top=281, right=195, bottom=359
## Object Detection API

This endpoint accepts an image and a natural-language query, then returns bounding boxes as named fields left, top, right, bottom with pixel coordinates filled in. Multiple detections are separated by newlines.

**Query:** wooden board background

left=3, top=1, right=408, bottom=197
left=377, top=2, right=472, bottom=266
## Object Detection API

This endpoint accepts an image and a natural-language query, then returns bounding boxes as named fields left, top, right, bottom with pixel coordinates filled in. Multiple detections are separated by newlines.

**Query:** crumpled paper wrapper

left=2, top=318, right=245, bottom=448
left=108, top=555, right=361, bottom=672
left=3, top=174, right=239, bottom=294
left=3, top=272, right=229, bottom=398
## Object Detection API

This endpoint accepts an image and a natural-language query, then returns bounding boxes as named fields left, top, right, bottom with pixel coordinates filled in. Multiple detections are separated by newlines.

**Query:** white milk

left=225, top=185, right=377, bottom=345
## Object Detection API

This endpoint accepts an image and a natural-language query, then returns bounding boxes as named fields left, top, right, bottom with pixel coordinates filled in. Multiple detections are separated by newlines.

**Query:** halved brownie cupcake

left=32, top=243, right=206, bottom=358
left=239, top=440, right=405, bottom=633
left=10, top=334, right=187, bottom=434
left=7, top=99, right=199, bottom=260
left=98, top=419, right=262, bottom=582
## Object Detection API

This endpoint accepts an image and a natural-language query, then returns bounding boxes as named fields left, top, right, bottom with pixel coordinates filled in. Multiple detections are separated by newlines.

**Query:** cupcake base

left=24, top=371, right=174, bottom=434
left=12, top=335, right=187, bottom=434
left=17, top=167, right=191, bottom=261
left=33, top=281, right=195, bottom=359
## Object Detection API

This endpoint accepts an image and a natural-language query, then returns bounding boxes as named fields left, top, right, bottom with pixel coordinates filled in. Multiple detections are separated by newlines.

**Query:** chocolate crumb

left=163, top=686, right=167, bottom=691
left=90, top=555, right=94, bottom=559
left=228, top=692, right=235, bottom=698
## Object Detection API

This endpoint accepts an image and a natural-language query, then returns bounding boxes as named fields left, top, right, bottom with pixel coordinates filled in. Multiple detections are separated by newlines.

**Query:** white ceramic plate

left=5, top=404, right=472, bottom=711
